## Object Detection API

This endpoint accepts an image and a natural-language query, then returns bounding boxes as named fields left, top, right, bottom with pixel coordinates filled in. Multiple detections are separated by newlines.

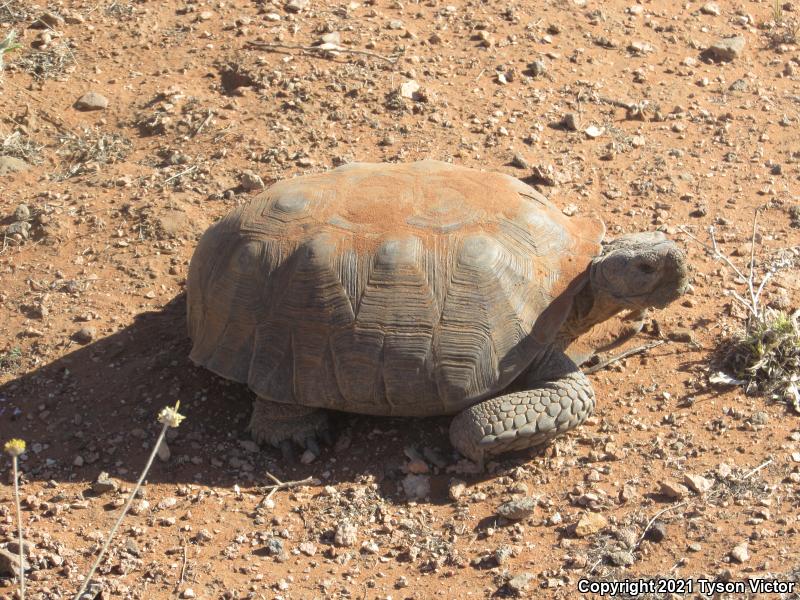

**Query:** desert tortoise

left=187, top=160, right=687, bottom=466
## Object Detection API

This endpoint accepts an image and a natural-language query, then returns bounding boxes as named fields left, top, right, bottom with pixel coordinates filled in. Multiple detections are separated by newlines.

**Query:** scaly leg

left=249, top=397, right=329, bottom=457
left=449, top=352, right=595, bottom=468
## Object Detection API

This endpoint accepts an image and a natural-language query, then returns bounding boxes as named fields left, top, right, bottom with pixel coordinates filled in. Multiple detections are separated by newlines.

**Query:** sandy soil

left=1, top=0, right=800, bottom=598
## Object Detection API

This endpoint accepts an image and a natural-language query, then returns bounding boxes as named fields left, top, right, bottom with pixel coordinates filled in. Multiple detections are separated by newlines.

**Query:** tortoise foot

left=449, top=357, right=595, bottom=468
left=249, top=398, right=330, bottom=457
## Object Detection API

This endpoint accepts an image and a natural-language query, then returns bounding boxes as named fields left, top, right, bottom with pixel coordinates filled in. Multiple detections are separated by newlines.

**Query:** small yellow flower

left=157, top=401, right=186, bottom=428
left=4, top=438, right=26, bottom=457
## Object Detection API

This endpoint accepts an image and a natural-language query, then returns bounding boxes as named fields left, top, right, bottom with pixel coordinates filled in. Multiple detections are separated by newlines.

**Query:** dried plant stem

left=73, top=421, right=169, bottom=600
left=634, top=501, right=688, bottom=551
left=743, top=457, right=773, bottom=480
left=584, top=340, right=666, bottom=374
left=247, top=41, right=397, bottom=64
left=12, top=455, right=25, bottom=600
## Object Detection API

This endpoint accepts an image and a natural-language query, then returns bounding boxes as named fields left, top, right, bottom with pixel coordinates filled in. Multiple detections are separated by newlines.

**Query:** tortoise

left=187, top=160, right=687, bottom=466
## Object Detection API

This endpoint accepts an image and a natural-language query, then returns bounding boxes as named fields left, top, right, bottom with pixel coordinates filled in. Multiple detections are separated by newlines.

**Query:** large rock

left=704, top=36, right=745, bottom=62
left=75, top=92, right=109, bottom=111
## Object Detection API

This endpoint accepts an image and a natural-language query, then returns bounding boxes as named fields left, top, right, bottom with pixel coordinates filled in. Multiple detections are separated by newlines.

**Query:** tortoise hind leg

left=449, top=352, right=595, bottom=469
left=249, top=398, right=330, bottom=458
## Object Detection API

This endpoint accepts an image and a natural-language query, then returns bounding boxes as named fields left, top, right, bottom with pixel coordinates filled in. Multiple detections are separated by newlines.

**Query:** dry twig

left=247, top=41, right=397, bottom=64
left=585, top=340, right=666, bottom=374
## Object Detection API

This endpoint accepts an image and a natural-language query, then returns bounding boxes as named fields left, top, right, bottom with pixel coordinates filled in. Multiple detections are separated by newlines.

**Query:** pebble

left=659, top=480, right=688, bottom=500
left=0, top=156, right=30, bottom=175
left=607, top=550, right=635, bottom=566
left=300, top=449, right=317, bottom=464
left=506, top=573, right=534, bottom=594
left=562, top=112, right=579, bottom=131
left=14, top=204, right=30, bottom=221
left=334, top=521, right=358, bottom=547
left=448, top=479, right=466, bottom=501
left=0, top=548, right=29, bottom=576
left=529, top=59, right=547, bottom=77
left=75, top=92, right=109, bottom=111
left=705, top=36, right=746, bottom=62
left=181, top=589, right=196, bottom=599
left=701, top=2, right=721, bottom=16
left=496, top=496, right=537, bottom=520
left=402, top=474, right=431, bottom=499
left=647, top=521, right=668, bottom=542
left=684, top=473, right=713, bottom=494
left=730, top=542, right=750, bottom=563
left=157, top=439, right=171, bottom=462
left=574, top=512, right=607, bottom=537
left=33, top=11, right=64, bottom=28
left=6, top=221, right=31, bottom=239
left=299, top=541, right=317, bottom=556
left=285, top=0, right=309, bottom=13
left=92, top=471, right=118, bottom=495
left=265, top=538, right=284, bottom=556
left=399, top=80, right=421, bottom=100
left=73, top=327, right=96, bottom=344
left=241, top=170, right=265, bottom=191
left=511, top=153, right=529, bottom=169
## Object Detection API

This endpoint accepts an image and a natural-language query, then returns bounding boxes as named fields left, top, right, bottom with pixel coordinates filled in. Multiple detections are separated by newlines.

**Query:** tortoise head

left=590, top=232, right=688, bottom=311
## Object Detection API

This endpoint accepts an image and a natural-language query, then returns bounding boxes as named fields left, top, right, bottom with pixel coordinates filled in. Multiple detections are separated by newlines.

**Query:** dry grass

left=2, top=129, right=45, bottom=164
left=14, top=42, right=76, bottom=81
left=766, top=0, right=800, bottom=48
left=0, top=0, right=32, bottom=24
left=54, top=128, right=132, bottom=180
left=719, top=310, right=800, bottom=411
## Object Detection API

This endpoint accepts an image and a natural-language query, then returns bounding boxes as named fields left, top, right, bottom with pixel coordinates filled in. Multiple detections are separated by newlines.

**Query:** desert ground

left=1, top=0, right=800, bottom=598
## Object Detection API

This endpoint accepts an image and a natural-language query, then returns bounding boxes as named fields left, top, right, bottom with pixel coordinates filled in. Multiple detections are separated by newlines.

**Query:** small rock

left=75, top=92, right=109, bottom=111
left=73, top=455, right=85, bottom=467
left=659, top=481, right=688, bottom=500
left=320, top=32, right=341, bottom=45
left=241, top=170, right=265, bottom=191
left=574, top=512, right=607, bottom=537
left=73, top=327, right=96, bottom=344
left=195, top=529, right=213, bottom=543
left=197, top=10, right=213, bottom=20
left=668, top=328, right=694, bottom=343
left=33, top=11, right=64, bottom=28
left=5, top=221, right=31, bottom=239
left=528, top=59, right=547, bottom=77
left=449, top=479, right=467, bottom=501
left=511, top=153, right=529, bottom=169
left=388, top=19, right=404, bottom=30
left=0, top=548, right=29, bottom=577
left=299, top=541, right=316, bottom=556
left=14, top=204, right=31, bottom=221
left=285, top=0, right=309, bottom=13
left=334, top=522, right=358, bottom=547
left=647, top=521, right=668, bottom=542
left=181, top=589, right=196, bottom=599
left=264, top=538, right=284, bottom=556
left=718, top=463, right=733, bottom=478
left=684, top=473, right=713, bottom=494
left=607, top=550, right=635, bottom=566
left=505, top=573, right=534, bottom=594
left=562, top=112, right=579, bottom=131
left=730, top=542, right=750, bottom=563
left=496, top=497, right=537, bottom=521
left=0, top=156, right=29, bottom=175
left=300, top=449, right=317, bottom=464
left=705, top=36, right=745, bottom=62
left=701, top=2, right=721, bottom=16
left=92, top=472, right=118, bottom=495
left=584, top=125, right=604, bottom=138
left=399, top=80, right=421, bottom=100
left=402, top=474, right=430, bottom=499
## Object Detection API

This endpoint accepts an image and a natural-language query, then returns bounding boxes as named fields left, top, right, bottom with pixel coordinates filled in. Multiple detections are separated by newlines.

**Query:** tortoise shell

left=187, top=160, right=605, bottom=416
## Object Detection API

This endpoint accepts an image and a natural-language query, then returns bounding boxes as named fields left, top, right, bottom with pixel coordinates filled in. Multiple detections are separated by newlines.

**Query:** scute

left=187, top=160, right=605, bottom=417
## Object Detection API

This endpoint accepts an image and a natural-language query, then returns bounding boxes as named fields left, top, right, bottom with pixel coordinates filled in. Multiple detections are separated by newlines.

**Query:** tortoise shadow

left=0, top=294, right=508, bottom=501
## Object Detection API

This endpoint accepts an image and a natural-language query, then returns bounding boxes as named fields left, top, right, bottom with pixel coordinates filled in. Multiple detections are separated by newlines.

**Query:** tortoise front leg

left=249, top=397, right=330, bottom=459
left=449, top=352, right=595, bottom=468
